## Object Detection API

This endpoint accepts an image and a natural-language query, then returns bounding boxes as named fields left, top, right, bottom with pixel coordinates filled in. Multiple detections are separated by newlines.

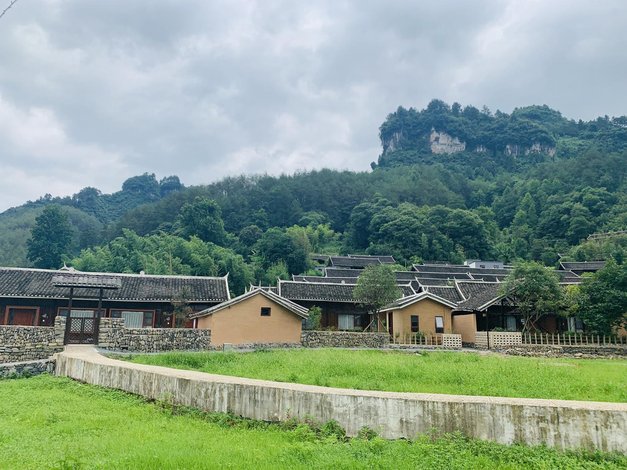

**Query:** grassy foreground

left=0, top=376, right=624, bottom=469
left=124, top=349, right=627, bottom=402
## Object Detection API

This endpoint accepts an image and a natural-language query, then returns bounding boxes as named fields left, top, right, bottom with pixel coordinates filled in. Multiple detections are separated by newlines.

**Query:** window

left=410, top=315, right=419, bottom=333
left=505, top=315, right=517, bottom=332
left=58, top=308, right=98, bottom=318
left=260, top=307, right=271, bottom=317
left=435, top=316, right=444, bottom=334
left=4, top=306, right=39, bottom=326
left=110, top=309, right=155, bottom=328
left=338, top=314, right=355, bottom=330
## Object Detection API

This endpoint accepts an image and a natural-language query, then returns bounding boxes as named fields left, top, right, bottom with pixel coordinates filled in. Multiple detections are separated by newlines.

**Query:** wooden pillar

left=68, top=287, right=74, bottom=316
left=97, top=287, right=103, bottom=318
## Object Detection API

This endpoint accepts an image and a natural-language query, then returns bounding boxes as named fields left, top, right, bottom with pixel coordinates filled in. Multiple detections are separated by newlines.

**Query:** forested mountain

left=1, top=100, right=625, bottom=294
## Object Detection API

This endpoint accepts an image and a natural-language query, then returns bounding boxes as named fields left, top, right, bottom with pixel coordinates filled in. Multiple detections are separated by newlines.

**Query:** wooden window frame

left=57, top=307, right=101, bottom=318
left=260, top=307, right=271, bottom=317
left=3, top=306, right=40, bottom=326
left=435, top=316, right=444, bottom=334
left=410, top=315, right=419, bottom=333
left=109, top=308, right=156, bottom=328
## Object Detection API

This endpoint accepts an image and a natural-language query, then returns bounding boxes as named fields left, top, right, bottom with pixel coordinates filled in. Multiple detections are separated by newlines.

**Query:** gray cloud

left=0, top=0, right=625, bottom=211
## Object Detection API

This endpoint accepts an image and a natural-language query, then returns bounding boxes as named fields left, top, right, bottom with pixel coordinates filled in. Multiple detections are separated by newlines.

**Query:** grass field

left=124, top=349, right=627, bottom=402
left=0, top=375, right=624, bottom=469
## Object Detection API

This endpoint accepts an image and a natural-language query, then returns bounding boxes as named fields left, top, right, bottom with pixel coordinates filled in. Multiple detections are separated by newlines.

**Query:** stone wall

left=0, top=317, right=65, bottom=363
left=98, top=318, right=212, bottom=352
left=498, top=345, right=627, bottom=359
left=0, top=359, right=55, bottom=378
left=56, top=347, right=627, bottom=454
left=301, top=331, right=389, bottom=348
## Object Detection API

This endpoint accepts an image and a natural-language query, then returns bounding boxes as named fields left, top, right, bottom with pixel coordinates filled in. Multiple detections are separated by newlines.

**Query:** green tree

left=501, top=262, right=564, bottom=333
left=575, top=260, right=627, bottom=334
left=177, top=197, right=227, bottom=245
left=27, top=205, right=73, bottom=268
left=254, top=228, right=309, bottom=275
left=353, top=265, right=402, bottom=328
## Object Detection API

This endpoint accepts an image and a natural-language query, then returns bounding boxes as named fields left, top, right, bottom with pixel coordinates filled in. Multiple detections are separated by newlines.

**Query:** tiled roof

left=0, top=267, right=230, bottom=303
left=279, top=281, right=357, bottom=303
left=190, top=287, right=308, bottom=319
left=292, top=276, right=356, bottom=284
left=324, top=268, right=363, bottom=278
left=394, top=271, right=419, bottom=281
left=348, top=254, right=396, bottom=264
left=399, top=284, right=416, bottom=297
left=412, top=264, right=511, bottom=275
left=559, top=261, right=606, bottom=272
left=416, top=278, right=455, bottom=287
left=424, top=286, right=465, bottom=304
left=414, top=272, right=473, bottom=280
left=454, top=282, right=505, bottom=312
left=329, top=256, right=382, bottom=268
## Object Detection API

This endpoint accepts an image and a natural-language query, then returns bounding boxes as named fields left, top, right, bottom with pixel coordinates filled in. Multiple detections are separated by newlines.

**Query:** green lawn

left=124, top=349, right=627, bottom=402
left=0, top=375, right=624, bottom=469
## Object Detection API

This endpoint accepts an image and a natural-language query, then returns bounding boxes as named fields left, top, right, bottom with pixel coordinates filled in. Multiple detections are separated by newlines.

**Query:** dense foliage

left=26, top=205, right=73, bottom=269
left=0, top=100, right=624, bottom=295
left=353, top=265, right=402, bottom=315
left=572, top=260, right=627, bottom=334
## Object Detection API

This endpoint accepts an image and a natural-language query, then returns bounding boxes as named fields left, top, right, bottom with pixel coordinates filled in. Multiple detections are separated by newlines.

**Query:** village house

left=190, top=287, right=308, bottom=346
left=0, top=266, right=230, bottom=328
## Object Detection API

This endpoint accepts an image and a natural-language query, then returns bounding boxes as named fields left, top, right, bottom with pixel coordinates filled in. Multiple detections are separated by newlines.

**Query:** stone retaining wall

left=55, top=347, right=627, bottom=454
left=0, top=359, right=55, bottom=378
left=499, top=345, right=627, bottom=358
left=301, top=330, right=389, bottom=348
left=99, top=318, right=212, bottom=352
left=0, top=318, right=65, bottom=363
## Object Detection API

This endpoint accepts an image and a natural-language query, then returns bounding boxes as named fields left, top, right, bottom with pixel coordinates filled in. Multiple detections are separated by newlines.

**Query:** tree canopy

left=27, top=205, right=73, bottom=269
left=352, top=265, right=402, bottom=316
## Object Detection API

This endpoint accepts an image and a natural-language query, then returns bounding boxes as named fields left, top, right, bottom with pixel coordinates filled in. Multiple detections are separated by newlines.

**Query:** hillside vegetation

left=0, top=100, right=625, bottom=291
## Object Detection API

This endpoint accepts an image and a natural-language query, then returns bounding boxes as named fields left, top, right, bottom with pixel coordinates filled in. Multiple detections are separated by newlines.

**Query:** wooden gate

left=64, top=313, right=100, bottom=345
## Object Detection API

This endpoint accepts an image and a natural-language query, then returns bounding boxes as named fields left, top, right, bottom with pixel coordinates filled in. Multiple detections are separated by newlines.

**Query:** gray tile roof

left=348, top=254, right=396, bottom=264
left=454, top=282, right=505, bottom=311
left=424, top=286, right=465, bottom=303
left=380, top=291, right=458, bottom=312
left=292, top=276, right=356, bottom=284
left=279, top=281, right=357, bottom=303
left=559, top=261, right=606, bottom=272
left=416, top=278, right=457, bottom=287
left=412, top=264, right=511, bottom=275
left=0, top=267, right=230, bottom=303
left=324, top=268, right=363, bottom=278
left=414, top=272, right=473, bottom=280
left=329, top=256, right=382, bottom=268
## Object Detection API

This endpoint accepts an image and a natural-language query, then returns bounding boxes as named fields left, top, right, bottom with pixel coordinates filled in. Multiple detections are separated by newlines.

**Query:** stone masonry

left=98, top=318, right=212, bottom=352
left=0, top=317, right=65, bottom=363
left=301, top=330, right=389, bottom=348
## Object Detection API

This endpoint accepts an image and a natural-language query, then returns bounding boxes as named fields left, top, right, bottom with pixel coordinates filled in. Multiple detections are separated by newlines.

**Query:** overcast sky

left=1, top=0, right=626, bottom=212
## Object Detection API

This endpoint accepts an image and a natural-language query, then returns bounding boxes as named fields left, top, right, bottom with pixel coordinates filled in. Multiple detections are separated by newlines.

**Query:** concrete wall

left=98, top=318, right=212, bottom=352
left=0, top=317, right=65, bottom=363
left=452, top=313, right=477, bottom=343
left=55, top=347, right=627, bottom=453
left=301, top=331, right=389, bottom=348
left=197, top=295, right=303, bottom=347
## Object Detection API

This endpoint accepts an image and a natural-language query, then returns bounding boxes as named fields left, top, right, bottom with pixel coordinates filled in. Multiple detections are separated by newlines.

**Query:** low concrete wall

left=0, top=318, right=65, bottom=363
left=301, top=331, right=389, bottom=348
left=98, top=318, right=212, bottom=352
left=475, top=331, right=522, bottom=350
left=0, top=358, right=55, bottom=378
left=55, top=347, right=627, bottom=453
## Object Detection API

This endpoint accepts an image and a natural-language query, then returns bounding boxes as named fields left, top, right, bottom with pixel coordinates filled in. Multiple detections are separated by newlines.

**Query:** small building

left=378, top=291, right=459, bottom=340
left=191, top=287, right=309, bottom=346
